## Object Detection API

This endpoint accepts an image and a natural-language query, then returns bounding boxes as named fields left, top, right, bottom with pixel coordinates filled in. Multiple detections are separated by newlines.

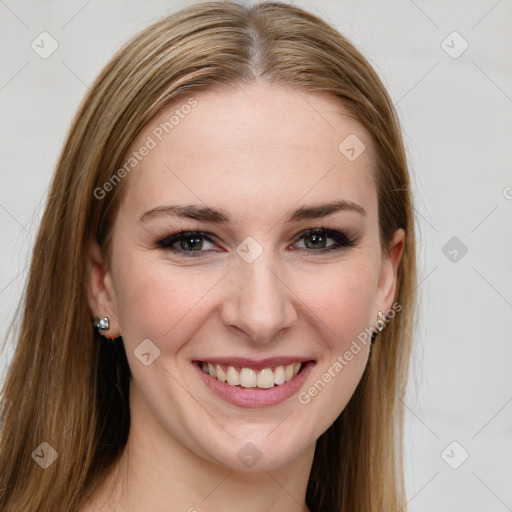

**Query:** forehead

left=119, top=83, right=377, bottom=222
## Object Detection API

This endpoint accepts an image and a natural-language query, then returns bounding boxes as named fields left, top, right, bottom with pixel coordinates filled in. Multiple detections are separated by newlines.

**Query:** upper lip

left=195, top=357, right=314, bottom=371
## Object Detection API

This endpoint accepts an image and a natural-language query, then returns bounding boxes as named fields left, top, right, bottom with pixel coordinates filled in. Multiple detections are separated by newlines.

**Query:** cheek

left=291, top=257, right=379, bottom=346
left=293, top=262, right=375, bottom=427
left=112, top=254, right=224, bottom=350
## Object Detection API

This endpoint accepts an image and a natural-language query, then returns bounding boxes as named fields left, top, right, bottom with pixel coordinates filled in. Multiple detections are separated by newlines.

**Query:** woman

left=0, top=2, right=417, bottom=510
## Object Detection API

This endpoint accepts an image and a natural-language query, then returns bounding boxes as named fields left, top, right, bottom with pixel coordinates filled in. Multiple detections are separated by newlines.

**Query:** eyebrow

left=139, top=199, right=366, bottom=224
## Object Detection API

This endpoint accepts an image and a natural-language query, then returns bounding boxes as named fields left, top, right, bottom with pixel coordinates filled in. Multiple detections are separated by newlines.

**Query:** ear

left=88, top=240, right=121, bottom=339
left=375, top=228, right=405, bottom=315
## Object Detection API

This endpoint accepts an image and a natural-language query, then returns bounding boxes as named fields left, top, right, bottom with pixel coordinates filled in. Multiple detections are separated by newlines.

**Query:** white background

left=1, top=1, right=511, bottom=510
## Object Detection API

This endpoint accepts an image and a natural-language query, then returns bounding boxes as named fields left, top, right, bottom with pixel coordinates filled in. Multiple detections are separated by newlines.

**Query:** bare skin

left=85, top=82, right=404, bottom=512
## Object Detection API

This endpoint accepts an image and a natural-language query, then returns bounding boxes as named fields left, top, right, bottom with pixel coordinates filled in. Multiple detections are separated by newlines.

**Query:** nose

left=220, top=252, right=298, bottom=344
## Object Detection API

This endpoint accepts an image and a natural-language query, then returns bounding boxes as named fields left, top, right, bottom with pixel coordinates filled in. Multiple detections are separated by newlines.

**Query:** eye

left=156, top=231, right=217, bottom=255
left=292, top=228, right=357, bottom=253
left=156, top=227, right=357, bottom=258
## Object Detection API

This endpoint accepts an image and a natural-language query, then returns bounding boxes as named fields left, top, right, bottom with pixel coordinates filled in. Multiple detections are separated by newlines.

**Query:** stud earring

left=371, top=311, right=386, bottom=343
left=93, top=316, right=117, bottom=340
left=93, top=316, right=109, bottom=331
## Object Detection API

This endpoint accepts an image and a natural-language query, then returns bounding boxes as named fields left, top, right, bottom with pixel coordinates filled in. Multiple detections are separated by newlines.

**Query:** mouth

left=192, top=358, right=316, bottom=408
left=198, top=361, right=305, bottom=389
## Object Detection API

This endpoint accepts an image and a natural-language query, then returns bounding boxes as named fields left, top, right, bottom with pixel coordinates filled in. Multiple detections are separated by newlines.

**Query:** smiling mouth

left=198, top=361, right=305, bottom=389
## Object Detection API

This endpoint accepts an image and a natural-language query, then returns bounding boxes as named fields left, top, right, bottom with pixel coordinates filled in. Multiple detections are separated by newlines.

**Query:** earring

left=371, top=311, right=386, bottom=343
left=375, top=311, right=385, bottom=332
left=93, top=316, right=109, bottom=331
left=93, top=316, right=117, bottom=340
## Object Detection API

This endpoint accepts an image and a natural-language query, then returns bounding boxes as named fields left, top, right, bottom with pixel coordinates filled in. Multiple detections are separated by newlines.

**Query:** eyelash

left=155, top=228, right=357, bottom=257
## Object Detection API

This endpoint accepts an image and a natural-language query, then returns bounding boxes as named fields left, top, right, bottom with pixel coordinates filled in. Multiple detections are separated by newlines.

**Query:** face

left=89, top=82, right=404, bottom=472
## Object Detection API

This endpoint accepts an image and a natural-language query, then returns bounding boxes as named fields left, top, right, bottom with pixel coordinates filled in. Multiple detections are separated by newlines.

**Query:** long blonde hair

left=0, top=2, right=417, bottom=510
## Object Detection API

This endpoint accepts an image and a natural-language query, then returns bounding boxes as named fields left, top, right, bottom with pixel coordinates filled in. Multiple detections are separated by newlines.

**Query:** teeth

left=207, top=363, right=217, bottom=378
left=226, top=366, right=240, bottom=386
left=240, top=368, right=256, bottom=388
left=201, top=362, right=303, bottom=389
left=257, top=368, right=275, bottom=389
left=274, top=366, right=285, bottom=385
left=216, top=364, right=226, bottom=382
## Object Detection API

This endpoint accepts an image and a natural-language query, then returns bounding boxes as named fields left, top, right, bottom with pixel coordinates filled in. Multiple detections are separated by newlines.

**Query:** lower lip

left=193, top=361, right=316, bottom=408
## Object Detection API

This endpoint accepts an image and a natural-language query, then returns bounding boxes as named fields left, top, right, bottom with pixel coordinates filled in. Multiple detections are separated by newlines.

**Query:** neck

left=84, top=388, right=315, bottom=512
